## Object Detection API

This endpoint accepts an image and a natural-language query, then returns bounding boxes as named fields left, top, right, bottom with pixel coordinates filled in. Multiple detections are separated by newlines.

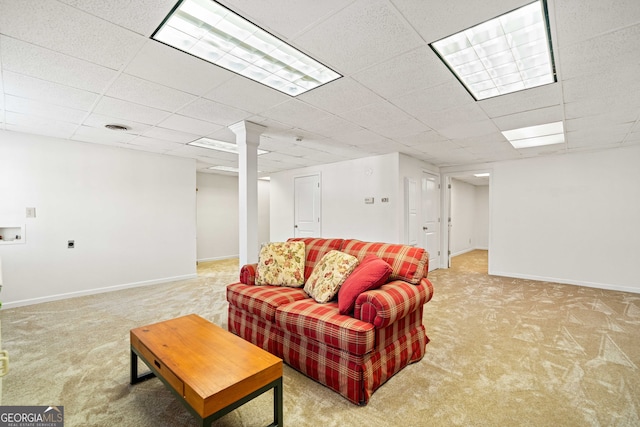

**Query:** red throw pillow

left=338, top=254, right=392, bottom=315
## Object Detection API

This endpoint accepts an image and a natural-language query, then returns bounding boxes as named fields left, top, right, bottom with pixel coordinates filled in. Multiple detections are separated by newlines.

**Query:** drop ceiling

left=1, top=0, right=639, bottom=177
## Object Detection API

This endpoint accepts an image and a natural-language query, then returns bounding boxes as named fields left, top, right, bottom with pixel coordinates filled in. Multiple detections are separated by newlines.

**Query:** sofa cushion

left=227, top=283, right=309, bottom=322
left=341, top=240, right=428, bottom=284
left=304, top=250, right=359, bottom=303
left=287, top=238, right=344, bottom=281
left=275, top=299, right=375, bottom=356
left=338, top=255, right=392, bottom=315
left=256, top=241, right=305, bottom=287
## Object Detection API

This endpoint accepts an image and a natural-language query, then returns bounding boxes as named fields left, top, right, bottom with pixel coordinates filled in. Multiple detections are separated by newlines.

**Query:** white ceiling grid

left=0, top=0, right=639, bottom=177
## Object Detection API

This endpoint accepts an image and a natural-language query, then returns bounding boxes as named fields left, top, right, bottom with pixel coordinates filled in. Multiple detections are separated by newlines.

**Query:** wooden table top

left=130, top=314, right=282, bottom=417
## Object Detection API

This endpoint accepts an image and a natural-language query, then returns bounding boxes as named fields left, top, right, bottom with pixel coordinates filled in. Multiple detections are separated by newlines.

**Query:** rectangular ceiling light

left=473, top=173, right=490, bottom=177
left=208, top=165, right=239, bottom=172
left=430, top=0, right=556, bottom=101
left=152, top=0, right=341, bottom=96
left=502, top=121, right=564, bottom=149
left=188, top=137, right=268, bottom=154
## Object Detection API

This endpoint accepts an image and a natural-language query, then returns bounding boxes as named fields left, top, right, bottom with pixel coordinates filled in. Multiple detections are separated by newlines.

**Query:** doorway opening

left=442, top=171, right=491, bottom=272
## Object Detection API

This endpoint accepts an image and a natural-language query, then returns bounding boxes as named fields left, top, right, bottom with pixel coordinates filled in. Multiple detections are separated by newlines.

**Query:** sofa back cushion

left=287, top=238, right=344, bottom=281
left=340, top=239, right=428, bottom=285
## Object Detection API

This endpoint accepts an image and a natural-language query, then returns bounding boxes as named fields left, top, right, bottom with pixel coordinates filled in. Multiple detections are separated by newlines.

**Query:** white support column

left=229, top=121, right=266, bottom=267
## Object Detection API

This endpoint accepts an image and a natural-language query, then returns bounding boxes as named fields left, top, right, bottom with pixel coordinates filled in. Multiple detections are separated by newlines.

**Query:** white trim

left=1, top=274, right=198, bottom=309
left=489, top=271, right=640, bottom=295
left=450, top=247, right=475, bottom=258
left=197, top=255, right=238, bottom=262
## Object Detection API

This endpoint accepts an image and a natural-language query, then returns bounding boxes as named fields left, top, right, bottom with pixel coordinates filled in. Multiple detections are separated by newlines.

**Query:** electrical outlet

left=68, top=240, right=75, bottom=249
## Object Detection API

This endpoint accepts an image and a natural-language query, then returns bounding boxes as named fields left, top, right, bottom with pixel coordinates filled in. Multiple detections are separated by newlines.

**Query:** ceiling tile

left=72, top=124, right=137, bottom=144
left=301, top=115, right=364, bottom=138
left=125, top=41, right=235, bottom=95
left=438, top=120, right=499, bottom=140
left=299, top=78, right=380, bottom=115
left=141, top=127, right=199, bottom=144
left=81, top=113, right=151, bottom=135
left=420, top=103, right=488, bottom=131
left=553, top=0, right=640, bottom=47
left=559, top=24, right=640, bottom=80
left=106, top=74, right=197, bottom=113
left=0, top=36, right=117, bottom=93
left=333, top=128, right=393, bottom=146
left=392, top=81, right=471, bottom=121
left=5, top=112, right=78, bottom=138
left=58, top=0, right=177, bottom=36
left=261, top=100, right=333, bottom=129
left=479, top=84, right=563, bottom=118
left=128, top=135, right=185, bottom=150
left=390, top=0, right=527, bottom=44
left=293, top=0, right=423, bottom=73
left=3, top=71, right=99, bottom=110
left=396, top=130, right=449, bottom=147
left=220, top=0, right=354, bottom=39
left=353, top=47, right=452, bottom=99
left=156, top=115, right=223, bottom=136
left=492, top=105, right=564, bottom=131
left=0, top=0, right=145, bottom=70
left=175, top=98, right=253, bottom=127
left=204, top=76, right=289, bottom=114
left=4, top=95, right=87, bottom=124
left=371, top=118, right=432, bottom=139
left=339, top=100, right=414, bottom=130
left=93, top=97, right=171, bottom=125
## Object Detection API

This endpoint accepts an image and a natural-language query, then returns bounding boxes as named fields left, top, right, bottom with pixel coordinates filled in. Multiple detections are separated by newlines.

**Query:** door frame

left=440, top=169, right=492, bottom=269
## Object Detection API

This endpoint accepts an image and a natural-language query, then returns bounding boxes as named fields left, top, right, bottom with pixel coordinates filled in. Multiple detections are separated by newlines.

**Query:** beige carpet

left=2, top=251, right=639, bottom=426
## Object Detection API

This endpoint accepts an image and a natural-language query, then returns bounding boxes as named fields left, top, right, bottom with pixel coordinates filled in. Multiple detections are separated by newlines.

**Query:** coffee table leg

left=272, top=377, right=283, bottom=427
left=130, top=348, right=155, bottom=384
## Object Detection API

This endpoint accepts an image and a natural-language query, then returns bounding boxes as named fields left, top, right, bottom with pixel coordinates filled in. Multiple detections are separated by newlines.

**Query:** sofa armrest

left=239, top=263, right=258, bottom=285
left=353, top=278, right=434, bottom=328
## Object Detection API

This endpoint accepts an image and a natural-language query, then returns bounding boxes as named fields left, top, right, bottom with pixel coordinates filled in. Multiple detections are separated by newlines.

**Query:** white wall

left=490, top=145, right=640, bottom=292
left=475, top=185, right=489, bottom=249
left=450, top=178, right=477, bottom=256
left=0, top=131, right=197, bottom=308
left=271, top=153, right=405, bottom=243
left=195, top=173, right=269, bottom=261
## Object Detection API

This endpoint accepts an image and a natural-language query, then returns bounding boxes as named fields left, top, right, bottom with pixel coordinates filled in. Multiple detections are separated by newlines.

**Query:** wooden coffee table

left=130, top=314, right=283, bottom=426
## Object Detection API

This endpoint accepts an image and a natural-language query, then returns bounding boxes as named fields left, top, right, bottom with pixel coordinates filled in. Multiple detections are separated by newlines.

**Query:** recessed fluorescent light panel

left=474, top=173, right=490, bottom=177
left=430, top=0, right=556, bottom=101
left=208, top=165, right=238, bottom=172
left=188, top=137, right=268, bottom=155
left=502, top=121, right=564, bottom=149
left=152, top=0, right=341, bottom=96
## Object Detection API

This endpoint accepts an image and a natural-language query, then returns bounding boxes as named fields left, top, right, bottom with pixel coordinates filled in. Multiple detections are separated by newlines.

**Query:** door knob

left=423, top=226, right=428, bottom=231
left=294, top=225, right=298, bottom=228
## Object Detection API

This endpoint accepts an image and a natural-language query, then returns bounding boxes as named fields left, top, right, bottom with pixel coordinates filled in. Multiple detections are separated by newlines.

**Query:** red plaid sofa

left=226, top=238, right=434, bottom=405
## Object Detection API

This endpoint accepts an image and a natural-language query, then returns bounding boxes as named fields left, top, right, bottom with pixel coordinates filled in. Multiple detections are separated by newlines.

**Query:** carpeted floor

left=2, top=251, right=639, bottom=426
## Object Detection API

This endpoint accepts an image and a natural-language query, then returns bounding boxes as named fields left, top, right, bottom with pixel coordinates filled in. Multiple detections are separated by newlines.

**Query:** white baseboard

left=489, top=270, right=640, bottom=295
left=451, top=248, right=474, bottom=257
left=2, top=274, right=198, bottom=309
left=197, top=255, right=238, bottom=263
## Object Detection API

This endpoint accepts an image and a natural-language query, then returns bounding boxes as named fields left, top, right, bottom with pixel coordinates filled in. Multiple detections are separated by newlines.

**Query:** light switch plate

left=26, top=207, right=36, bottom=218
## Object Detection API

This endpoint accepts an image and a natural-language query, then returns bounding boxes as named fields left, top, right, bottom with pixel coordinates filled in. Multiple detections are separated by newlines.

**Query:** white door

left=294, top=174, right=321, bottom=237
left=404, top=177, right=418, bottom=246
left=421, top=172, right=440, bottom=271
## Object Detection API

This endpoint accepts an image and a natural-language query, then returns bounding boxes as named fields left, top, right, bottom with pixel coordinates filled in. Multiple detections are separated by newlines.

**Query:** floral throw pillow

left=304, top=250, right=359, bottom=303
left=256, top=242, right=305, bottom=287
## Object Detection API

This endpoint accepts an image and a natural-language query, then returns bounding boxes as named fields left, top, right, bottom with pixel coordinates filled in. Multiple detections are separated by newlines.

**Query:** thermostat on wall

left=364, top=197, right=374, bottom=204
